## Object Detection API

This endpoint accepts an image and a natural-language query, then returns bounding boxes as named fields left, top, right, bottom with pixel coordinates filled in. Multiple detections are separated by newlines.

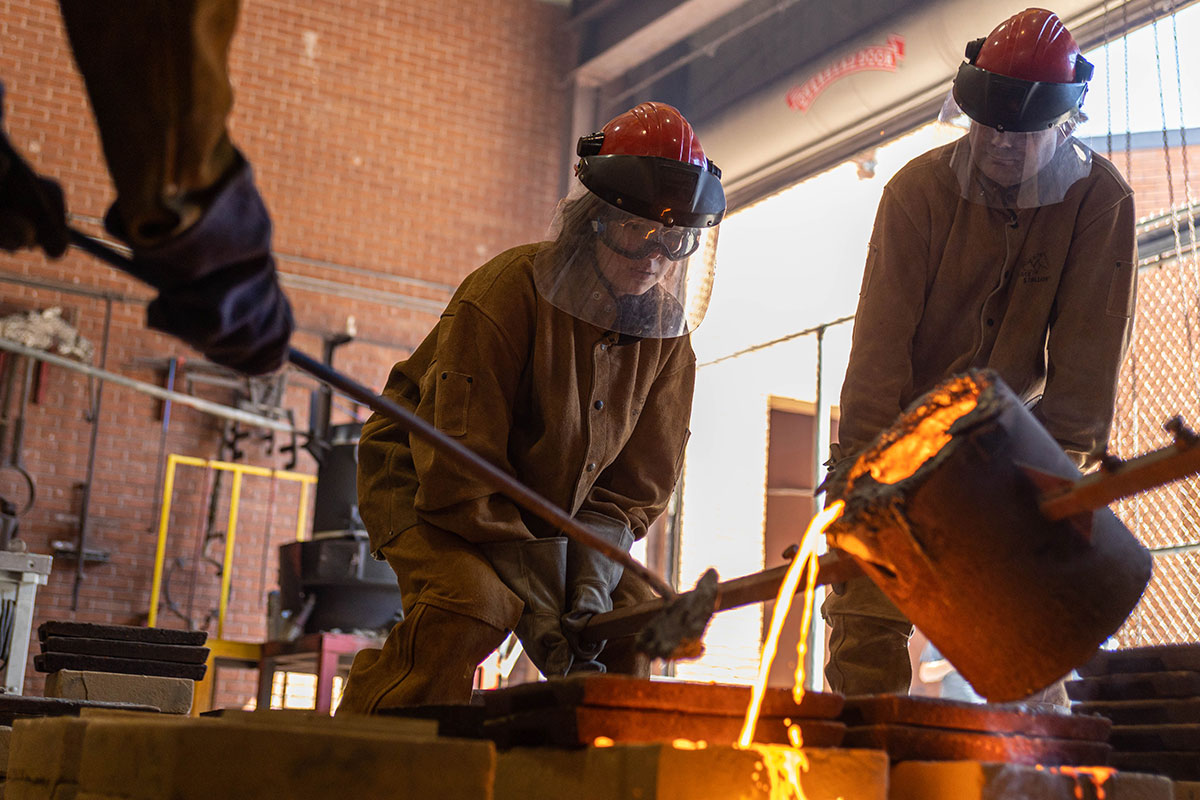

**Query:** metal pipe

left=71, top=296, right=111, bottom=610
left=147, top=454, right=180, bottom=628
left=0, top=339, right=297, bottom=434
left=216, top=470, right=243, bottom=639
left=287, top=349, right=675, bottom=597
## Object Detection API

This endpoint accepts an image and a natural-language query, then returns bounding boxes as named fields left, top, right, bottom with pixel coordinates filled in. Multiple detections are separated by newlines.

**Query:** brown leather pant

left=337, top=523, right=653, bottom=715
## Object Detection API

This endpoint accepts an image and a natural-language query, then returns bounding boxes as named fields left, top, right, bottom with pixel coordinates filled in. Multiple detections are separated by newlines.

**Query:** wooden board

left=41, top=636, right=209, bottom=665
left=485, top=706, right=846, bottom=748
left=841, top=695, right=1111, bottom=742
left=1067, top=671, right=1200, bottom=701
left=38, top=621, right=206, bottom=647
left=842, top=723, right=1112, bottom=767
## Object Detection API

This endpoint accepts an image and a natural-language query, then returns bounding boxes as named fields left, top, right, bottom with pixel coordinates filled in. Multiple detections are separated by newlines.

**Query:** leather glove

left=480, top=537, right=573, bottom=678
left=562, top=512, right=634, bottom=673
left=106, top=152, right=293, bottom=375
left=0, top=84, right=67, bottom=258
left=816, top=442, right=855, bottom=506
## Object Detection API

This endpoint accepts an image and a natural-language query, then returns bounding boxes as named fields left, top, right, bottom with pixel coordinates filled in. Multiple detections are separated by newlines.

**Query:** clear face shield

left=532, top=182, right=717, bottom=339
left=938, top=92, right=1092, bottom=209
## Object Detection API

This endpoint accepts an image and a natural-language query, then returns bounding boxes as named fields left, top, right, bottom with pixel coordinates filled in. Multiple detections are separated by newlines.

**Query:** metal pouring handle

left=65, top=227, right=675, bottom=598
left=1040, top=417, right=1200, bottom=521
left=286, top=349, right=676, bottom=597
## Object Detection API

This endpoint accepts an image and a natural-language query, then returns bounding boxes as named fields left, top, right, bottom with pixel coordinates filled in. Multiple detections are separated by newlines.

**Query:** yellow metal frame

left=148, top=454, right=317, bottom=638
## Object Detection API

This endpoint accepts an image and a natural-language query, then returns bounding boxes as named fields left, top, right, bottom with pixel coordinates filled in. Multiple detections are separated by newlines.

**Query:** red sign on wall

left=786, top=34, right=906, bottom=112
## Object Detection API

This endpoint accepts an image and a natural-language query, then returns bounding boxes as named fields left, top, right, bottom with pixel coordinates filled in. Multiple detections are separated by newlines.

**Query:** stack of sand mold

left=0, top=673, right=1197, bottom=799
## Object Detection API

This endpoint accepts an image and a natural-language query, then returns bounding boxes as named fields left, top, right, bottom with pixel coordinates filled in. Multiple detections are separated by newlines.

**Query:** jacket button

left=986, top=318, right=995, bottom=327
left=594, top=400, right=604, bottom=410
left=585, top=462, right=597, bottom=472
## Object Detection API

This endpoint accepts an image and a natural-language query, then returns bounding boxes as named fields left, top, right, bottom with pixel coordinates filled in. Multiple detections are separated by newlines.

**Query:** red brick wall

left=0, top=0, right=567, bottom=702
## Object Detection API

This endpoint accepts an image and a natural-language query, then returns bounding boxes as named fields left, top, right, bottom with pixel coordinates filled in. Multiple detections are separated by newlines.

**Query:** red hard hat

left=576, top=102, right=725, bottom=228
left=952, top=8, right=1093, bottom=132
left=975, top=8, right=1081, bottom=83
left=597, top=102, right=709, bottom=168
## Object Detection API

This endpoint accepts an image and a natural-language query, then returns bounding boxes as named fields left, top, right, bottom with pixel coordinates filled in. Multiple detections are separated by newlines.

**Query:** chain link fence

left=1108, top=205, right=1200, bottom=647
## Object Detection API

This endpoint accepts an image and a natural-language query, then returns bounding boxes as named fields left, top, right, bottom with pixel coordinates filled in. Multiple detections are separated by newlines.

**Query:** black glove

left=0, top=84, right=67, bottom=258
left=816, top=442, right=855, bottom=506
left=107, top=153, right=293, bottom=375
left=562, top=512, right=634, bottom=673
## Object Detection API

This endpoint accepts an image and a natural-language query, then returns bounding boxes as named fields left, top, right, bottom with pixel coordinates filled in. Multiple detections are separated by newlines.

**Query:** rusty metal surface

left=481, top=675, right=846, bottom=748
left=1067, top=671, right=1200, bottom=701
left=38, top=620, right=207, bottom=646
left=33, top=652, right=207, bottom=680
left=1077, top=643, right=1200, bottom=676
left=42, top=636, right=209, bottom=664
left=1071, top=698, right=1200, bottom=726
left=1109, top=751, right=1200, bottom=781
left=841, top=695, right=1111, bottom=742
left=841, top=723, right=1112, bottom=766
left=0, top=695, right=159, bottom=725
left=1109, top=724, right=1200, bottom=751
left=485, top=707, right=846, bottom=748
left=483, top=674, right=843, bottom=719
left=826, top=370, right=1152, bottom=703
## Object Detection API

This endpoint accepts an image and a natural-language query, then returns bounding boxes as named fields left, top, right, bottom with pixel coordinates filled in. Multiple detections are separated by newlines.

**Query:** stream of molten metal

left=734, top=501, right=846, bottom=798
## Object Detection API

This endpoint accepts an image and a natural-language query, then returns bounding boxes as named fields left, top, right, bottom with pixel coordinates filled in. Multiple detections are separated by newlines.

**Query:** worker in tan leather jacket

left=823, top=9, right=1136, bottom=699
left=338, top=102, right=726, bottom=713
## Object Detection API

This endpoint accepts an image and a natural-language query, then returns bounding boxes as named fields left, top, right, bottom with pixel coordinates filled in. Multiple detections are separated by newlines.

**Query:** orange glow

left=748, top=745, right=814, bottom=800
left=850, top=376, right=980, bottom=485
left=671, top=738, right=709, bottom=750
left=592, top=736, right=615, bottom=748
left=1035, top=765, right=1117, bottom=800
left=734, top=501, right=845, bottom=800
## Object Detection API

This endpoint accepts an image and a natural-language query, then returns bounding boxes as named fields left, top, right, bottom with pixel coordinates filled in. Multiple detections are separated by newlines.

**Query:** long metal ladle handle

left=286, top=349, right=674, bottom=597
left=66, top=227, right=675, bottom=598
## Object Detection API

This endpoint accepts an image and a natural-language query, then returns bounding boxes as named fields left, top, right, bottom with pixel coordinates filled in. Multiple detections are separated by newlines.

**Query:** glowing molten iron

left=1036, top=765, right=1117, bottom=799
left=734, top=501, right=845, bottom=799
left=849, top=375, right=981, bottom=486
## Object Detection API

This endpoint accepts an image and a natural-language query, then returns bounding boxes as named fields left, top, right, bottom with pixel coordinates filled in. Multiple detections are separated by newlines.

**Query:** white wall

left=675, top=123, right=962, bottom=684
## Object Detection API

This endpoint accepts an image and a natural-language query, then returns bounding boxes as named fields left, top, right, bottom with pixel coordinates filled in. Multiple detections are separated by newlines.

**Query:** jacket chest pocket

left=435, top=371, right=473, bottom=437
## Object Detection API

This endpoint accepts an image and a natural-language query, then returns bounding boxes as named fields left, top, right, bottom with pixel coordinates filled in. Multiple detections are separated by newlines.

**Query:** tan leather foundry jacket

left=838, top=141, right=1136, bottom=470
left=357, top=242, right=695, bottom=556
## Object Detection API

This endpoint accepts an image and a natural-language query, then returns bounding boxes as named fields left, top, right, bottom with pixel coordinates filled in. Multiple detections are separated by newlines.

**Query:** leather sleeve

left=1033, top=190, right=1136, bottom=469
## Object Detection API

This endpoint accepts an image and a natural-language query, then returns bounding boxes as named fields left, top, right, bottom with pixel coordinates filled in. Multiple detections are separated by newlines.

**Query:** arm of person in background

left=50, top=0, right=292, bottom=375
left=1032, top=185, right=1136, bottom=471
left=828, top=184, right=931, bottom=497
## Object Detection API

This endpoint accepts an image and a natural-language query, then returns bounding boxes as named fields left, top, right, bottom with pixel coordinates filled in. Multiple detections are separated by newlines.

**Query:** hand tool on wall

left=0, top=353, right=36, bottom=519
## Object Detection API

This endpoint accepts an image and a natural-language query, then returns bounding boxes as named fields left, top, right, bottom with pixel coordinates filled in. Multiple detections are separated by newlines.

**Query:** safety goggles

left=593, top=216, right=701, bottom=261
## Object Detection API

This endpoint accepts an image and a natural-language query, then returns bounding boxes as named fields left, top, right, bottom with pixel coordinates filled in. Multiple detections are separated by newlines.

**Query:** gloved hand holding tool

left=561, top=512, right=634, bottom=672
